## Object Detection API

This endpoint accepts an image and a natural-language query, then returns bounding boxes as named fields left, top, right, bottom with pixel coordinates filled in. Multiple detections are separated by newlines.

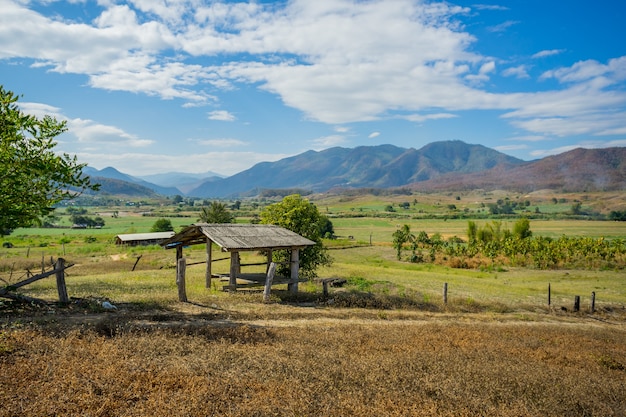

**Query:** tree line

left=393, top=219, right=626, bottom=270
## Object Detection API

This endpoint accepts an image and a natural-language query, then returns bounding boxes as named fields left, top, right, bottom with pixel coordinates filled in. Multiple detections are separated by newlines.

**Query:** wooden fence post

left=443, top=282, right=448, bottom=304
left=177, top=257, right=188, bottom=302
left=590, top=292, right=596, bottom=313
left=574, top=295, right=580, bottom=312
left=263, top=262, right=277, bottom=303
left=132, top=255, right=142, bottom=271
left=548, top=283, right=551, bottom=307
left=55, top=258, right=69, bottom=303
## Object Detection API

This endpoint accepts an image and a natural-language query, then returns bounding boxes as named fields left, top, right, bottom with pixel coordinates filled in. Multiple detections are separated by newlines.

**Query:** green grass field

left=3, top=200, right=626, bottom=417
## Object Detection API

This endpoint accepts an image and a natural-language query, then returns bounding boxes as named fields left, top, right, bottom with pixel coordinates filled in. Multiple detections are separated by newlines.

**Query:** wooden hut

left=160, top=223, right=315, bottom=296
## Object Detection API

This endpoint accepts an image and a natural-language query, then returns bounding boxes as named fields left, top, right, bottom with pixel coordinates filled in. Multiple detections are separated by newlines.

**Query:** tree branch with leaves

left=0, top=86, right=98, bottom=235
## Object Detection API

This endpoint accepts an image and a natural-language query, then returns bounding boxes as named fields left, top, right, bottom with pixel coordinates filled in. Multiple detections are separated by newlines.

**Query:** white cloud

left=18, top=102, right=63, bottom=119
left=473, top=5, right=509, bottom=11
left=18, top=101, right=153, bottom=148
left=541, top=57, right=626, bottom=84
left=465, top=60, right=495, bottom=83
left=77, top=150, right=290, bottom=177
left=506, top=135, right=551, bottom=142
left=196, top=138, right=247, bottom=147
left=532, top=49, right=565, bottom=59
left=311, top=135, right=348, bottom=149
left=487, top=20, right=518, bottom=33
left=502, top=65, right=530, bottom=79
left=494, top=144, right=528, bottom=152
left=69, top=118, right=154, bottom=147
left=3, top=0, right=626, bottom=144
left=208, top=110, right=236, bottom=121
left=402, top=113, right=457, bottom=122
left=368, top=131, right=380, bottom=139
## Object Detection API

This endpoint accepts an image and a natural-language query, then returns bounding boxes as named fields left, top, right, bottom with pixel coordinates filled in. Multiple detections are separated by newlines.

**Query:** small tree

left=260, top=194, right=332, bottom=278
left=151, top=218, right=173, bottom=232
left=513, top=217, right=532, bottom=239
left=199, top=201, right=234, bottom=223
left=392, top=224, right=415, bottom=260
left=0, top=86, right=98, bottom=235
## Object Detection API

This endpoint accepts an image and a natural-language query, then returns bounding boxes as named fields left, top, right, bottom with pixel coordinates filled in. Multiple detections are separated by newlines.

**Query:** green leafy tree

left=198, top=201, right=234, bottom=223
left=151, top=218, right=174, bottom=232
left=260, top=194, right=332, bottom=278
left=513, top=217, right=532, bottom=239
left=392, top=224, right=415, bottom=260
left=0, top=86, right=98, bottom=235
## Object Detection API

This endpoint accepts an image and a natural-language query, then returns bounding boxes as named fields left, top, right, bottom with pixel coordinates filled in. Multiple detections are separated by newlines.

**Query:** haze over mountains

left=85, top=141, right=626, bottom=198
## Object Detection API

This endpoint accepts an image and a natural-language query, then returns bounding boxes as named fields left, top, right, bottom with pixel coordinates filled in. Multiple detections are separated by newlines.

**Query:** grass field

left=2, top=200, right=626, bottom=416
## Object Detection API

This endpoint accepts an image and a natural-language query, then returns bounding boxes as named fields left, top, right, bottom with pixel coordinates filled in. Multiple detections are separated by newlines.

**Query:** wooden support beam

left=266, top=249, right=273, bottom=273
left=177, top=257, right=188, bottom=302
left=289, top=248, right=299, bottom=294
left=205, top=238, right=212, bottom=289
left=229, top=251, right=239, bottom=293
left=55, top=258, right=69, bottom=303
left=263, top=262, right=277, bottom=303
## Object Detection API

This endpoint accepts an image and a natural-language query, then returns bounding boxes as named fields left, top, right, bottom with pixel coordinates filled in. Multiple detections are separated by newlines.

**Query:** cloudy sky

left=1, top=0, right=625, bottom=177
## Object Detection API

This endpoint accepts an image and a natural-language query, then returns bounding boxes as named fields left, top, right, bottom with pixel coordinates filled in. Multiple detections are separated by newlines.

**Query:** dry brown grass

left=1, top=305, right=625, bottom=417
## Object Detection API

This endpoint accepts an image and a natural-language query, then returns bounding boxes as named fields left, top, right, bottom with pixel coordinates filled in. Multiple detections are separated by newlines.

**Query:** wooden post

left=175, top=244, right=183, bottom=291
left=41, top=252, right=45, bottom=274
left=176, top=257, right=187, bottom=302
left=266, top=249, right=273, bottom=273
left=289, top=249, right=299, bottom=294
left=229, top=251, right=239, bottom=292
left=574, top=295, right=580, bottom=312
left=55, top=258, right=69, bottom=303
left=205, top=238, right=212, bottom=289
left=548, top=283, right=551, bottom=307
left=443, top=282, right=448, bottom=304
left=132, top=255, right=142, bottom=271
left=263, top=262, right=277, bottom=303
left=591, top=291, right=596, bottom=313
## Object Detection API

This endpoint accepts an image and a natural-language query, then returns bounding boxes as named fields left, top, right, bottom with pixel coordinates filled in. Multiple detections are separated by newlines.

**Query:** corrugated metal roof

left=161, top=223, right=316, bottom=251
left=116, top=232, right=175, bottom=242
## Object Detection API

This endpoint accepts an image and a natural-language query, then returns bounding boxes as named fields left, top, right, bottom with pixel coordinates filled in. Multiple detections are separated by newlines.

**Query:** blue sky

left=1, top=0, right=625, bottom=177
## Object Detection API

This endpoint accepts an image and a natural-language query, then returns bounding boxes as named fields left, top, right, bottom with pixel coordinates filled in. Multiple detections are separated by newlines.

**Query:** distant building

left=115, top=232, right=175, bottom=246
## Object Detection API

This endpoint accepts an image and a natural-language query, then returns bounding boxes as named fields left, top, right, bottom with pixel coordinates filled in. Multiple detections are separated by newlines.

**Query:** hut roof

left=115, top=231, right=175, bottom=244
left=160, top=223, right=316, bottom=252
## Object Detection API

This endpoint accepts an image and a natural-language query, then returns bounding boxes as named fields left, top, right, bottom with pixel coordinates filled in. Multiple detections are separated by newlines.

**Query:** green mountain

left=188, top=141, right=524, bottom=197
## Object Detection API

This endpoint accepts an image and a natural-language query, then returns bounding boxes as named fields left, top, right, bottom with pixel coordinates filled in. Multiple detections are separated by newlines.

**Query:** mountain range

left=85, top=140, right=626, bottom=198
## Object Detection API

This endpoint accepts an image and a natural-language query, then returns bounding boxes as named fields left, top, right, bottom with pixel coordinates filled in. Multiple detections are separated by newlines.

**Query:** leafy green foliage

left=260, top=194, right=332, bottom=278
left=392, top=224, right=414, bottom=260
left=151, top=218, right=174, bottom=232
left=0, top=86, right=98, bottom=235
left=71, top=215, right=105, bottom=228
left=198, top=201, right=234, bottom=223
left=609, top=210, right=626, bottom=221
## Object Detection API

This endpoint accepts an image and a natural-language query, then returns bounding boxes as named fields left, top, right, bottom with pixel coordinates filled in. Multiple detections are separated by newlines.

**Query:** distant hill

left=187, top=141, right=525, bottom=197
left=84, top=167, right=181, bottom=196
left=85, top=177, right=161, bottom=198
left=138, top=171, right=224, bottom=194
left=82, top=141, right=626, bottom=198
left=410, top=146, right=626, bottom=193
